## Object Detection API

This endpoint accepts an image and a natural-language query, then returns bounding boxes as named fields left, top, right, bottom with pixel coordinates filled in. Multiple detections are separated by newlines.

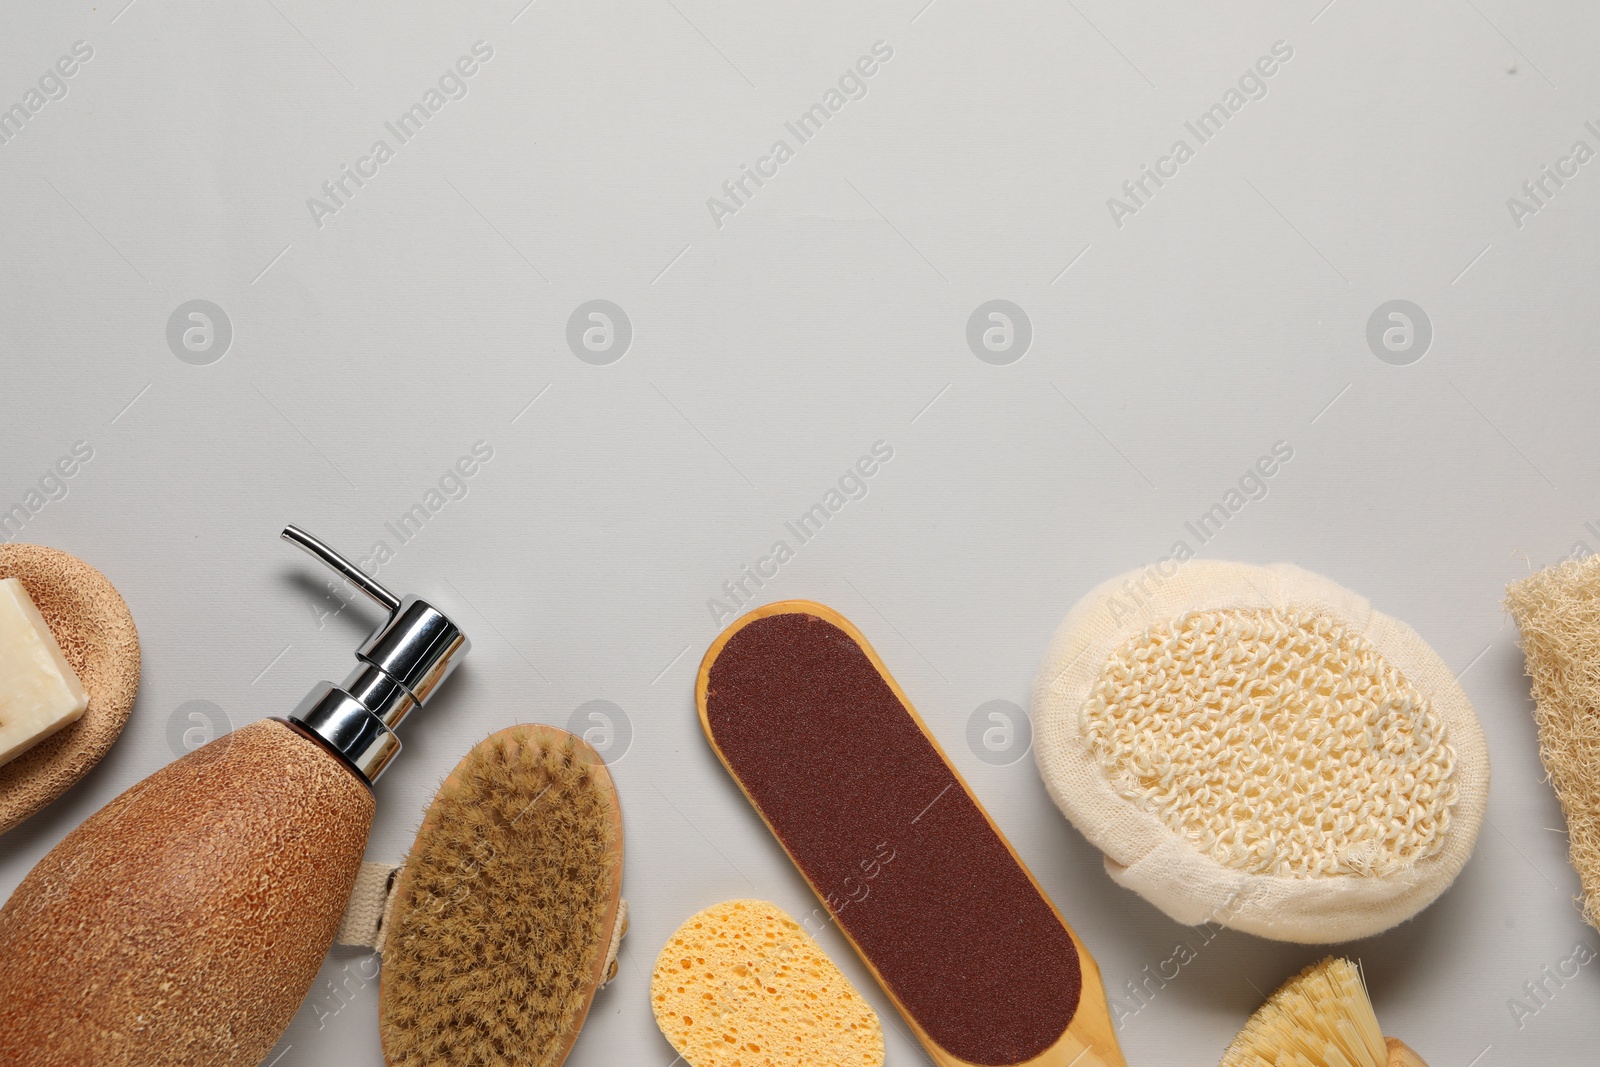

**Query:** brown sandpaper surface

left=704, top=610, right=1081, bottom=1066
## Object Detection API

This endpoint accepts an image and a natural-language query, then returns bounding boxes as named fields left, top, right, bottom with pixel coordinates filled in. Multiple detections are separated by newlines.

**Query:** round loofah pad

left=379, top=724, right=624, bottom=1067
left=0, top=543, right=139, bottom=835
left=651, top=899, right=884, bottom=1067
left=1033, top=561, right=1489, bottom=944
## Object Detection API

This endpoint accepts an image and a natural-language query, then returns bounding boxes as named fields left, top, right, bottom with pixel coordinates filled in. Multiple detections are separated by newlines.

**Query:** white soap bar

left=0, top=577, right=89, bottom=767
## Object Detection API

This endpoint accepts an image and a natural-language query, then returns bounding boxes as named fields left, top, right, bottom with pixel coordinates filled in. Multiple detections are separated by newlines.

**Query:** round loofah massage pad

left=1032, top=561, right=1489, bottom=944
left=0, top=544, right=140, bottom=836
left=379, top=724, right=624, bottom=1067
left=651, top=899, right=884, bottom=1067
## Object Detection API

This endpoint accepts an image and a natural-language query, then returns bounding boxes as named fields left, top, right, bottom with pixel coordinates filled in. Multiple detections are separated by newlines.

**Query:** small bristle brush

left=1222, top=958, right=1427, bottom=1067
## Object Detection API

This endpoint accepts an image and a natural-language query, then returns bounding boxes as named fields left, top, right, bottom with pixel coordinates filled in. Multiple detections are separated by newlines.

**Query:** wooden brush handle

left=1387, top=1038, right=1429, bottom=1067
left=0, top=719, right=375, bottom=1067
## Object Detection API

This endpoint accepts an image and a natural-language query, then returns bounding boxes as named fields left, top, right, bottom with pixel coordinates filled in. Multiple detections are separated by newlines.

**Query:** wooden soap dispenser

left=0, top=526, right=471, bottom=1067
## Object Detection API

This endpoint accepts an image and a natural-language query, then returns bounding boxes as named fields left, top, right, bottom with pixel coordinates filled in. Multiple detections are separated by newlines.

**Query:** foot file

left=697, top=601, right=1127, bottom=1067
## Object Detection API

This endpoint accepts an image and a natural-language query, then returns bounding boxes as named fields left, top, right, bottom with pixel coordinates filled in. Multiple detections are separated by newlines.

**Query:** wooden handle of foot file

left=0, top=719, right=374, bottom=1067
left=698, top=601, right=1127, bottom=1067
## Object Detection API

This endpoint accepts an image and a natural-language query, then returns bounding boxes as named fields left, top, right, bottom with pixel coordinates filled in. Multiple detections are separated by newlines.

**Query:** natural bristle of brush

left=379, top=724, right=624, bottom=1067
left=1222, top=958, right=1427, bottom=1067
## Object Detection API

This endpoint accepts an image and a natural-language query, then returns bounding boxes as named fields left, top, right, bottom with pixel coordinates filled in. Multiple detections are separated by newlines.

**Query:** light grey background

left=1, top=1, right=1596, bottom=1064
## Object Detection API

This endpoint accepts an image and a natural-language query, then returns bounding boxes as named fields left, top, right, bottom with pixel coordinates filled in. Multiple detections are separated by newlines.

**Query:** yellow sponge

left=379, top=725, right=624, bottom=1067
left=651, top=899, right=883, bottom=1067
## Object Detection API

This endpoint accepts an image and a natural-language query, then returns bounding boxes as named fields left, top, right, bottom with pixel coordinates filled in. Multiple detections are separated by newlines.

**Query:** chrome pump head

left=280, top=525, right=469, bottom=783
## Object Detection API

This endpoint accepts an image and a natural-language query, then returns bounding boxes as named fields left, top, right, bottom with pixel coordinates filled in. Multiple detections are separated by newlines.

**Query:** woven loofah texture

left=1508, top=554, right=1600, bottom=931
left=1221, top=958, right=1387, bottom=1067
left=380, top=725, right=623, bottom=1067
left=652, top=899, right=884, bottom=1067
left=1084, top=608, right=1459, bottom=880
left=1034, top=561, right=1489, bottom=943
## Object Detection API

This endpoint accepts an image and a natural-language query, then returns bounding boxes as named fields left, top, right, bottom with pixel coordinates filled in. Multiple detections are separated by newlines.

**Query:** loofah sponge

left=651, top=899, right=884, bottom=1067
left=1507, top=554, right=1600, bottom=931
left=1084, top=608, right=1459, bottom=880
left=379, top=724, right=624, bottom=1067
left=1034, top=561, right=1489, bottom=943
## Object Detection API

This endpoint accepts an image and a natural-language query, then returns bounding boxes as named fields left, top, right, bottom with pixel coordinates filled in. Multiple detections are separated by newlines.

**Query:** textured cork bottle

left=0, top=719, right=373, bottom=1067
left=0, top=528, right=469, bottom=1067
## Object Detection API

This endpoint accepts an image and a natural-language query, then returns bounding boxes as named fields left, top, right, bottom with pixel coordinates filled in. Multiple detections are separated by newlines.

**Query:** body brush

left=1223, top=957, right=1427, bottom=1067
left=338, top=724, right=627, bottom=1067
